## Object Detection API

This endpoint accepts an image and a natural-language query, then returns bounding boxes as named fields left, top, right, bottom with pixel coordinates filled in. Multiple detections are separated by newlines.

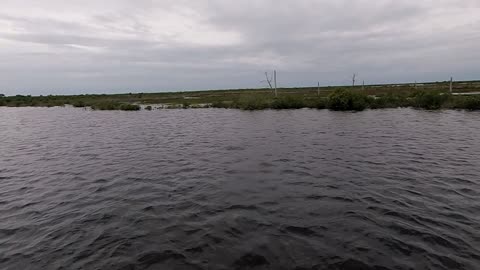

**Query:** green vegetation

left=271, top=96, right=306, bottom=109
left=369, top=93, right=408, bottom=109
left=182, top=100, right=191, bottom=109
left=90, top=102, right=140, bottom=111
left=72, top=100, right=86, bottom=108
left=450, top=96, right=480, bottom=110
left=411, top=91, right=450, bottom=110
left=307, top=98, right=328, bottom=109
left=327, top=89, right=369, bottom=111
left=119, top=104, right=141, bottom=111
left=1, top=80, right=480, bottom=111
left=236, top=96, right=270, bottom=110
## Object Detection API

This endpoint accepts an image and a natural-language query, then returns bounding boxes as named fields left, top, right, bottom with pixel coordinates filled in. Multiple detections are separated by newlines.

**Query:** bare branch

left=274, top=70, right=277, bottom=97
left=264, top=72, right=273, bottom=89
left=450, top=77, right=453, bottom=93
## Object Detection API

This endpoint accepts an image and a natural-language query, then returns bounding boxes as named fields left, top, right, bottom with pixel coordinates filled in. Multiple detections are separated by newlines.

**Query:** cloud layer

left=1, top=0, right=479, bottom=95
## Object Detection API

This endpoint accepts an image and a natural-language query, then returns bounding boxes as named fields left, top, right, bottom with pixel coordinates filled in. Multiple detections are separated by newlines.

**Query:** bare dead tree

left=274, top=70, right=277, bottom=97
left=317, top=82, right=320, bottom=96
left=264, top=72, right=273, bottom=89
left=262, top=71, right=278, bottom=96
left=362, top=80, right=365, bottom=91
left=352, top=73, right=356, bottom=87
left=450, top=77, right=453, bottom=93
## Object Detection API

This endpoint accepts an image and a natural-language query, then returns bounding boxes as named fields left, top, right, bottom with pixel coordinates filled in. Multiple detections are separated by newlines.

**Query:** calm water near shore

left=0, top=107, right=479, bottom=270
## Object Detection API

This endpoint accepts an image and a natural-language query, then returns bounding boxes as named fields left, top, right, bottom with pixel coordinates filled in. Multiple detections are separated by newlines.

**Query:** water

left=1, top=107, right=479, bottom=270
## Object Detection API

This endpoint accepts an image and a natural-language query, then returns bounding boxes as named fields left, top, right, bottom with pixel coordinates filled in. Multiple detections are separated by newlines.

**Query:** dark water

left=1, top=107, right=479, bottom=270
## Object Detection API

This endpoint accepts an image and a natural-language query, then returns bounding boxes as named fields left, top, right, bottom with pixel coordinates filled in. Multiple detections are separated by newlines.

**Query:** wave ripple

left=0, top=107, right=479, bottom=270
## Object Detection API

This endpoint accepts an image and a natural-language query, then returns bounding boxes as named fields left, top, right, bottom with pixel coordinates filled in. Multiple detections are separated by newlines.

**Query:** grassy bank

left=0, top=96, right=141, bottom=111
left=208, top=90, right=480, bottom=111
left=1, top=80, right=480, bottom=111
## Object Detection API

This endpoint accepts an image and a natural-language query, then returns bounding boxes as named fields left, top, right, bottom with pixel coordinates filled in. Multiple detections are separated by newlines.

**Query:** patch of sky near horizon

left=0, top=0, right=479, bottom=95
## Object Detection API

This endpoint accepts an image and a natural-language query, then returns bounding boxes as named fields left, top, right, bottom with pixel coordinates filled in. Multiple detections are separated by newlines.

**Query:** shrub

left=145, top=105, right=153, bottom=111
left=237, top=96, right=270, bottom=110
left=90, top=102, right=139, bottom=111
left=91, top=101, right=118, bottom=110
left=305, top=98, right=327, bottom=109
left=315, top=98, right=327, bottom=109
left=412, top=91, right=449, bottom=110
left=119, top=104, right=140, bottom=111
left=271, top=96, right=306, bottom=109
left=327, top=89, right=368, bottom=111
left=46, top=101, right=64, bottom=107
left=452, top=96, right=480, bottom=110
left=369, top=93, right=409, bottom=109
left=211, top=101, right=231, bottom=108
left=462, top=96, right=480, bottom=110
left=72, top=100, right=86, bottom=107
left=182, top=101, right=190, bottom=109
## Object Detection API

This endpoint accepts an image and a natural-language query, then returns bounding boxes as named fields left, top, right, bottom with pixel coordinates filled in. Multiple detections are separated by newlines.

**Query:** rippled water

left=1, top=107, right=479, bottom=270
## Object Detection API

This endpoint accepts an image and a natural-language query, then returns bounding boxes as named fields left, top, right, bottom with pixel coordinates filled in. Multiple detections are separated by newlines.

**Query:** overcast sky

left=1, top=0, right=479, bottom=95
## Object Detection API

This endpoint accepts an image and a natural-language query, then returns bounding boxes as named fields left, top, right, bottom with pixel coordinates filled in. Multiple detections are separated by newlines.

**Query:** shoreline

left=2, top=81, right=480, bottom=111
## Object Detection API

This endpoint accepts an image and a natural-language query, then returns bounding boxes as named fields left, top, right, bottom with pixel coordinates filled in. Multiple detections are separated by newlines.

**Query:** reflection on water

left=0, top=107, right=479, bottom=270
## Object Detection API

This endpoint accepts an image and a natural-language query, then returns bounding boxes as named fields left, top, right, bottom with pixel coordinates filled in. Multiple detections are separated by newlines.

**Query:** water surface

left=1, top=107, right=479, bottom=270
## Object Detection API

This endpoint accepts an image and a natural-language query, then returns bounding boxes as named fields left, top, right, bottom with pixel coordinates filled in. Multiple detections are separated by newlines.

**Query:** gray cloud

left=0, top=0, right=479, bottom=95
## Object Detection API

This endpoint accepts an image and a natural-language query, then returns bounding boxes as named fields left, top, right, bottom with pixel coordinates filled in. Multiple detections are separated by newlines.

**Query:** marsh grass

left=236, top=96, right=270, bottom=110
left=271, top=96, right=306, bottom=109
left=91, top=102, right=140, bottom=111
left=182, top=101, right=191, bottom=109
left=2, top=81, right=480, bottom=111
left=327, top=89, right=369, bottom=111
left=411, top=91, right=450, bottom=110
left=119, top=104, right=141, bottom=111
left=210, top=100, right=231, bottom=109
left=72, top=101, right=86, bottom=107
left=449, top=96, right=480, bottom=110
left=369, top=93, right=410, bottom=109
left=307, top=98, right=328, bottom=109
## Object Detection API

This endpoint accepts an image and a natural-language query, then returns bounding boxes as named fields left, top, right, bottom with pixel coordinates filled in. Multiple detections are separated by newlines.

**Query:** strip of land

left=1, top=80, right=480, bottom=111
